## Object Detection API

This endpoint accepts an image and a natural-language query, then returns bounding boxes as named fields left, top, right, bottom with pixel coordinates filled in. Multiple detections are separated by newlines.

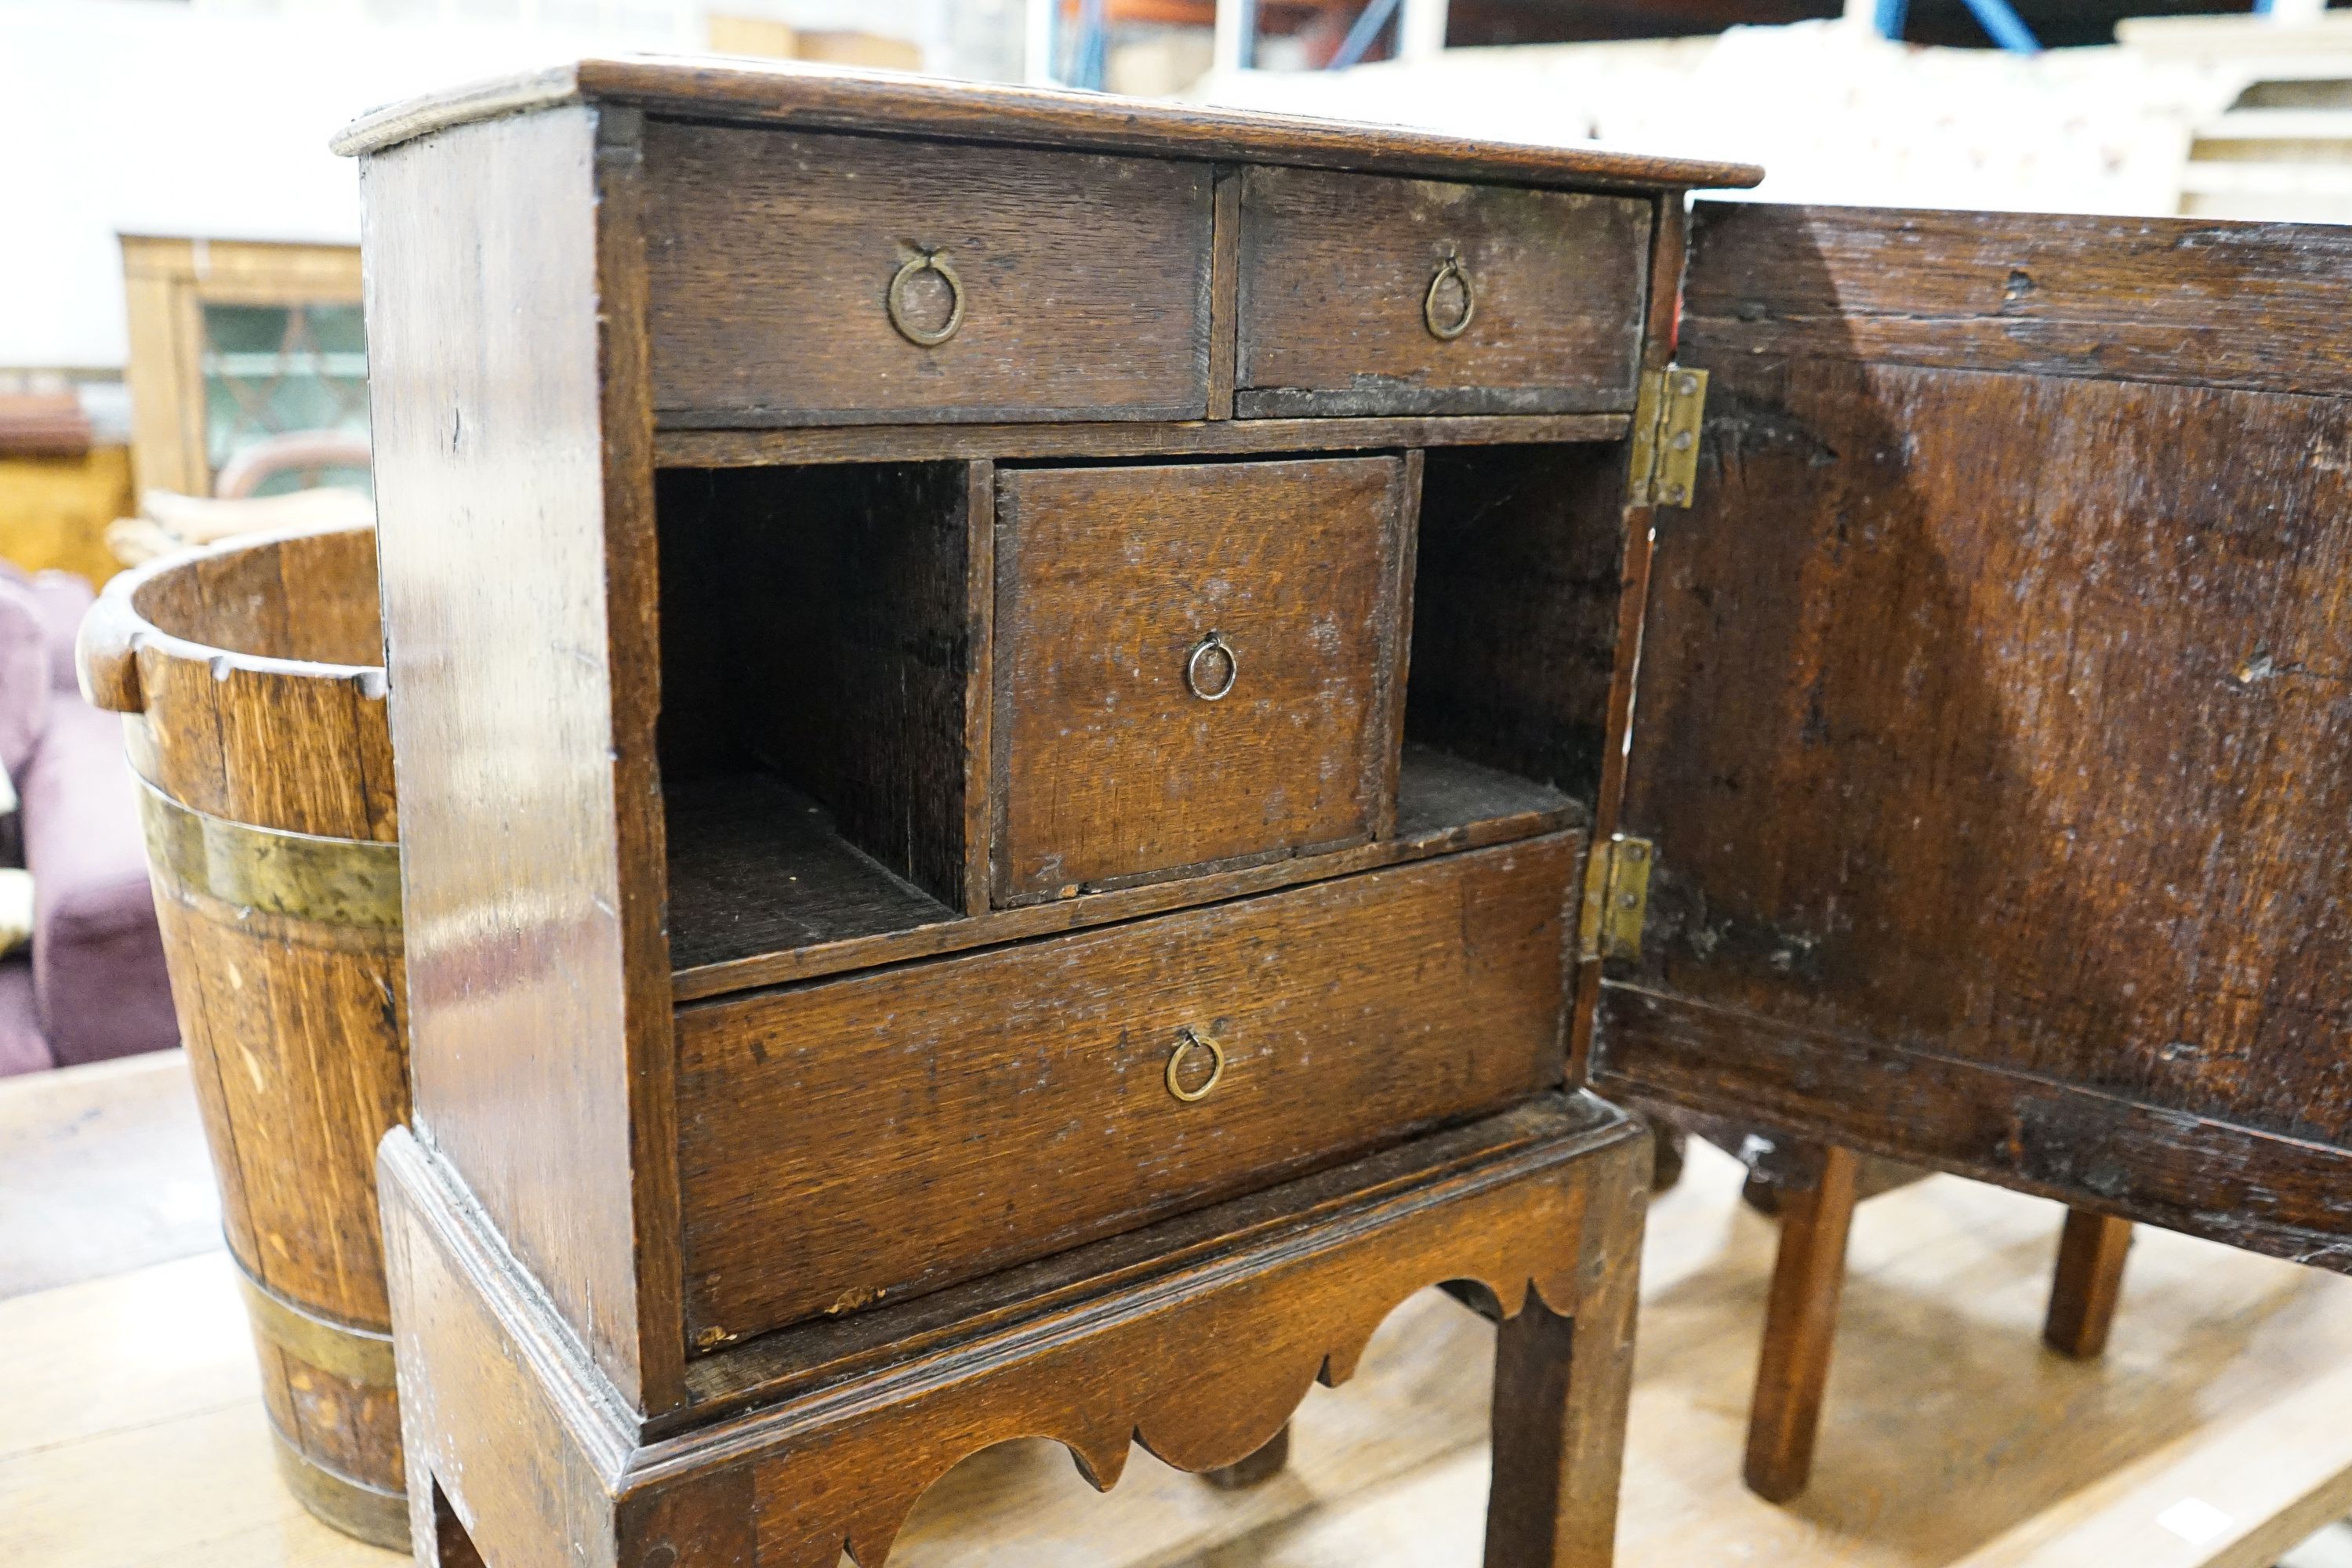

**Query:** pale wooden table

left=5, top=1051, right=2351, bottom=1568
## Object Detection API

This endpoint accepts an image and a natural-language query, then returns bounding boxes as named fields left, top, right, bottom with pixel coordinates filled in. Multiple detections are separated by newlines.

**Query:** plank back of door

left=1597, top=203, right=2352, bottom=1270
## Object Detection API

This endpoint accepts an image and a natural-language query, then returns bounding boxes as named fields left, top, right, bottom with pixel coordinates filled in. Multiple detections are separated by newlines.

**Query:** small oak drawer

left=991, top=455, right=1414, bottom=906
left=674, top=835, right=1575, bottom=1347
left=1235, top=165, right=1651, bottom=418
left=641, top=122, right=1215, bottom=426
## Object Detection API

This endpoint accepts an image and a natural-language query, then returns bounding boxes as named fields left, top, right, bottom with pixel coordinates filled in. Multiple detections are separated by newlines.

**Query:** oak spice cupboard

left=343, top=57, right=2352, bottom=1568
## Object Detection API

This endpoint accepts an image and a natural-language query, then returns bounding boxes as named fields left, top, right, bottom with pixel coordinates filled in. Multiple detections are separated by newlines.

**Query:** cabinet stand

left=384, top=1097, right=1647, bottom=1568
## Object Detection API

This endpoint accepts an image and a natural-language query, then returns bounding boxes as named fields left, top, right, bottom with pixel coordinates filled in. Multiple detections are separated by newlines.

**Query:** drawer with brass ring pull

left=673, top=834, right=1577, bottom=1348
left=1233, top=164, right=1652, bottom=419
left=990, top=452, right=1418, bottom=907
left=1164, top=1025, right=1228, bottom=1103
left=641, top=121, right=1216, bottom=426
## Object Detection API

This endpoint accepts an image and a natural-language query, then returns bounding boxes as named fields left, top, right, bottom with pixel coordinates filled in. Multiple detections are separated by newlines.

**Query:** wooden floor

left=5, top=1053, right=2352, bottom=1568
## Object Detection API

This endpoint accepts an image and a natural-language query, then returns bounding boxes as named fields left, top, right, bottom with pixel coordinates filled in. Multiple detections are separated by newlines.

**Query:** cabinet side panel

left=380, top=1131, right=621, bottom=1568
left=1607, top=202, right=2352, bottom=1269
left=361, top=106, right=674, bottom=1404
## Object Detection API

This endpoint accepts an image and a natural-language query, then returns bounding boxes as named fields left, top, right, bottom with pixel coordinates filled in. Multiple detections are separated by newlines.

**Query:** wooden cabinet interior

left=655, top=461, right=985, bottom=927
left=1406, top=443, right=1632, bottom=804
left=652, top=441, right=1619, bottom=993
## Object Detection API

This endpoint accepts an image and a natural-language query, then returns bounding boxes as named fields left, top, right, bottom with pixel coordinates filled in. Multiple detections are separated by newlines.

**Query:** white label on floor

left=2155, top=1497, right=2235, bottom=1547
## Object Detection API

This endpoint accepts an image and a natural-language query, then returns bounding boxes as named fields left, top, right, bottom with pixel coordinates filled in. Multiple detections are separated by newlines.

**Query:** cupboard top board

left=328, top=54, right=1764, bottom=193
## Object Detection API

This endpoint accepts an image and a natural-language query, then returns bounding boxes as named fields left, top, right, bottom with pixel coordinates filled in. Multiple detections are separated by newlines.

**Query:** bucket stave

left=78, top=524, right=409, bottom=1549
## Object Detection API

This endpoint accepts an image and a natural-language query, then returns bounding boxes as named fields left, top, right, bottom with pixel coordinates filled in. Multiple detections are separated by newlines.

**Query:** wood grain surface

left=85, top=530, right=407, bottom=1315
left=80, top=526, right=395, bottom=844
left=661, top=774, right=958, bottom=971
left=653, top=412, right=1630, bottom=466
left=104, top=524, right=384, bottom=672
left=1407, top=443, right=1631, bottom=805
left=1565, top=190, right=1683, bottom=1091
left=1683, top=203, right=2352, bottom=397
left=992, top=456, right=1413, bottom=902
left=387, top=1097, right=1643, bottom=1568
left=361, top=103, right=682, bottom=1413
left=2044, top=1209, right=2135, bottom=1361
left=82, top=526, right=412, bottom=1537
left=329, top=72, right=2352, bottom=1568
left=656, top=461, right=982, bottom=906
left=1134, top=1142, right=2352, bottom=1568
left=1606, top=202, right=2352, bottom=1271
left=329, top=56, right=1764, bottom=194
left=668, top=747, right=1579, bottom=997
left=140, top=889, right=406, bottom=1328
left=643, top=123, right=1213, bottom=426
left=676, top=837, right=1575, bottom=1348
left=1742, top=1144, right=1858, bottom=1504
left=1236, top=169, right=1649, bottom=419
left=1659, top=1109, right=2140, bottom=1504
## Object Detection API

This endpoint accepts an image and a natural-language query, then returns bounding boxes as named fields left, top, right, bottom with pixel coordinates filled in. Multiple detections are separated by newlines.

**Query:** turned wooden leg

left=1743, top=1142, right=1860, bottom=1504
left=1200, top=1423, right=1292, bottom=1489
left=1484, top=1181, right=1642, bottom=1566
left=2044, top=1209, right=2133, bottom=1359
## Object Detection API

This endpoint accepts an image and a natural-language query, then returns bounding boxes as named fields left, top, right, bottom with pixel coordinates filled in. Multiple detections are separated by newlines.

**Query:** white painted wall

left=0, top=0, right=1012, bottom=371
left=0, top=0, right=688, bottom=368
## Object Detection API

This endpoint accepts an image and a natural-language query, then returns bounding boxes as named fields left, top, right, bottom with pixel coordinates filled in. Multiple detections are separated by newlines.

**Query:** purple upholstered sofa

left=0, top=564, right=177, bottom=1076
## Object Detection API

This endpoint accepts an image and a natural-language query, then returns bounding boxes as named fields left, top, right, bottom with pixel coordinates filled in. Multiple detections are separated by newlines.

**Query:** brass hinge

left=1628, top=365, right=1708, bottom=508
left=1578, top=834, right=1656, bottom=963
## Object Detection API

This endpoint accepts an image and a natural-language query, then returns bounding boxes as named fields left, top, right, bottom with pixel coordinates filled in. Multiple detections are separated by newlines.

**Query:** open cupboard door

left=1592, top=201, right=2352, bottom=1270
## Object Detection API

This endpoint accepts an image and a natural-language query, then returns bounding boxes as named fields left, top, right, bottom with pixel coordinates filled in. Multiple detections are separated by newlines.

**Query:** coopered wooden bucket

left=78, top=524, right=409, bottom=1549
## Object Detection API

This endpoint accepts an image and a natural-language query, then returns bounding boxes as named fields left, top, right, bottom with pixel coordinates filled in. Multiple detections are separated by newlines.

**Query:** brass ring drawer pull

left=887, top=249, right=966, bottom=347
left=1185, top=630, right=1239, bottom=702
left=1424, top=250, right=1475, bottom=341
left=1165, top=1025, right=1227, bottom=1103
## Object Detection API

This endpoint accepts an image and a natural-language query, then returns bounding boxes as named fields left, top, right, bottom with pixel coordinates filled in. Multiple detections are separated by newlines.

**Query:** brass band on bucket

left=136, top=779, right=401, bottom=930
